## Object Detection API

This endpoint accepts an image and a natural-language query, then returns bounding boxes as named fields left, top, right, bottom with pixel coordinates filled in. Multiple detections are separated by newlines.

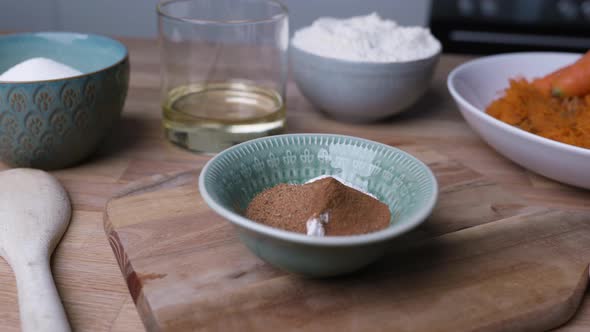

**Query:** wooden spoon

left=0, top=168, right=71, bottom=332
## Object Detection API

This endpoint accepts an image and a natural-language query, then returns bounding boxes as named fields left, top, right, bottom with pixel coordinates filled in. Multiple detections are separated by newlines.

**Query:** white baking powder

left=0, top=57, right=82, bottom=82
left=306, top=211, right=330, bottom=237
left=292, top=13, right=441, bottom=62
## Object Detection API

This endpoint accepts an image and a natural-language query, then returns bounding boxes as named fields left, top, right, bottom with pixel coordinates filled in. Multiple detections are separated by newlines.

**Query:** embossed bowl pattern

left=0, top=32, right=129, bottom=169
left=199, top=134, right=438, bottom=277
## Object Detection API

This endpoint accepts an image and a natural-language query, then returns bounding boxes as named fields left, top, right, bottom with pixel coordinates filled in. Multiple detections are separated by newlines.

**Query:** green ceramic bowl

left=0, top=32, right=129, bottom=169
left=199, top=134, right=438, bottom=277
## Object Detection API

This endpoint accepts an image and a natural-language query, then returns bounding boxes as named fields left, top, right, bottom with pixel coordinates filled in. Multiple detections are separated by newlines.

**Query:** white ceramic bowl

left=448, top=52, right=590, bottom=189
left=291, top=46, right=440, bottom=122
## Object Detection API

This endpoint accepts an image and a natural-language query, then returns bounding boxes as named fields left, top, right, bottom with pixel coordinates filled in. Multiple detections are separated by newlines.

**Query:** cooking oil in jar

left=163, top=81, right=286, bottom=153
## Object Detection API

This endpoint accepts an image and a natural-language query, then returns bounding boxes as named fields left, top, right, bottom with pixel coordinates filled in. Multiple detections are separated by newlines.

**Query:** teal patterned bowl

left=199, top=134, right=438, bottom=277
left=0, top=32, right=129, bottom=169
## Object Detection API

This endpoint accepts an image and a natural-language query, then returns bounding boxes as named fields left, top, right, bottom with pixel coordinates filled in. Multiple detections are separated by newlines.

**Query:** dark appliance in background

left=430, top=0, right=590, bottom=54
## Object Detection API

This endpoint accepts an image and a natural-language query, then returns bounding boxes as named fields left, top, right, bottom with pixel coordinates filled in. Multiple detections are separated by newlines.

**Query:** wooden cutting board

left=104, top=148, right=590, bottom=332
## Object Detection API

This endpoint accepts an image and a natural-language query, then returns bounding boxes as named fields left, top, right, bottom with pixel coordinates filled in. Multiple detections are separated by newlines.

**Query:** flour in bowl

left=292, top=13, right=441, bottom=62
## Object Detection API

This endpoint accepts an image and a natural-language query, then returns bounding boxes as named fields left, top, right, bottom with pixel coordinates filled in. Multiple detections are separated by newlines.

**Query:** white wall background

left=0, top=0, right=431, bottom=37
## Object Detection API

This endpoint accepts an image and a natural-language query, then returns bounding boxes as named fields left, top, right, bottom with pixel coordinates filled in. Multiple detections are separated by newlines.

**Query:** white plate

left=447, top=52, right=590, bottom=189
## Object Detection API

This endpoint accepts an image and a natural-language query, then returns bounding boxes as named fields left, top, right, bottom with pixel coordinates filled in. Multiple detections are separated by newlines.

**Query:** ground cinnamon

left=245, top=177, right=390, bottom=236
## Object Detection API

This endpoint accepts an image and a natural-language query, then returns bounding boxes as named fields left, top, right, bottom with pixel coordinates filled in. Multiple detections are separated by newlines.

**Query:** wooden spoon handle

left=13, top=258, right=71, bottom=332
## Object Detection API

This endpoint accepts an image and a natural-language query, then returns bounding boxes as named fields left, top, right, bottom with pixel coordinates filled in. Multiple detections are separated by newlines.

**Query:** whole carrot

left=532, top=67, right=568, bottom=96
left=531, top=50, right=590, bottom=97
left=551, top=50, right=590, bottom=97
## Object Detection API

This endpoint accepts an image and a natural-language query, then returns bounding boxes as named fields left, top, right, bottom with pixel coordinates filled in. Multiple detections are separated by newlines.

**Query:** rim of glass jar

left=157, top=0, right=288, bottom=25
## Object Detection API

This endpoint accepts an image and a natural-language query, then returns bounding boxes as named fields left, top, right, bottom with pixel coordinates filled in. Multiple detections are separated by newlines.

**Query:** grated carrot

left=486, top=78, right=590, bottom=149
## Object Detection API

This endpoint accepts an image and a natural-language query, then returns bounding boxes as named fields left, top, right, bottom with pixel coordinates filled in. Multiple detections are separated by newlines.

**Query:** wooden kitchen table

left=1, top=38, right=590, bottom=331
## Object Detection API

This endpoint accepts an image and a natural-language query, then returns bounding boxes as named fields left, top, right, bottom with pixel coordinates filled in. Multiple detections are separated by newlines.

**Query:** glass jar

left=158, top=0, right=289, bottom=153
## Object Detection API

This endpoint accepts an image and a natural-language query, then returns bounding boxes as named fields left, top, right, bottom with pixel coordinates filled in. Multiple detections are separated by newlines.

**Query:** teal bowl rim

left=198, top=133, right=439, bottom=247
left=0, top=31, right=129, bottom=84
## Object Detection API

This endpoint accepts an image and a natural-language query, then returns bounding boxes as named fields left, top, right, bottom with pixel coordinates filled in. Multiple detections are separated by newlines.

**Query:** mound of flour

left=292, top=13, right=441, bottom=62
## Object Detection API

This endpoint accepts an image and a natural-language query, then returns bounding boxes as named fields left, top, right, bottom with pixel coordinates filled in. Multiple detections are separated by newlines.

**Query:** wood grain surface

left=1, top=38, right=590, bottom=331
left=104, top=153, right=589, bottom=332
